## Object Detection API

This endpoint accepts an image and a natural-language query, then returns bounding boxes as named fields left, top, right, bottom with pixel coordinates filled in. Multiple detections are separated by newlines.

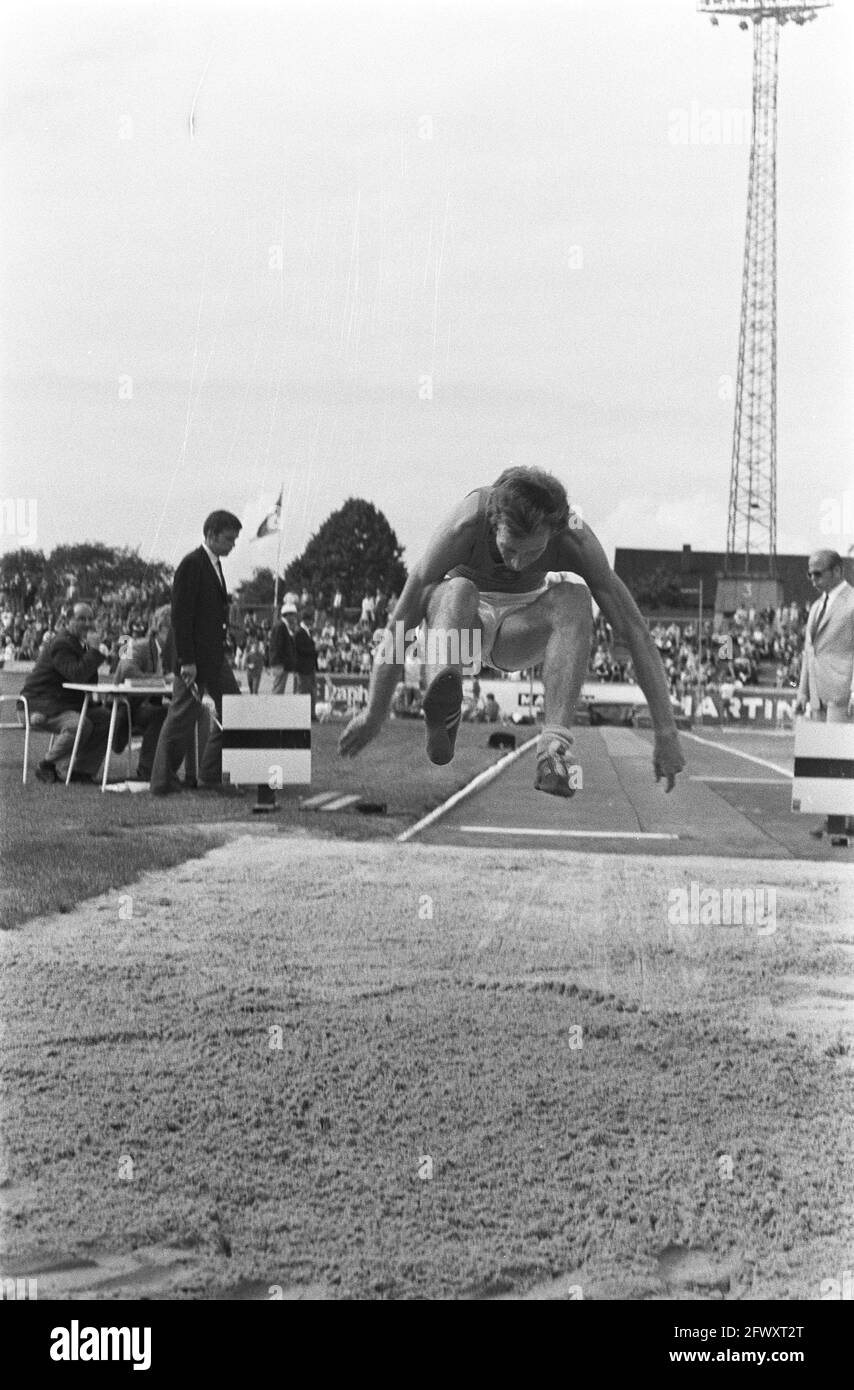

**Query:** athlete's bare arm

left=338, top=493, right=481, bottom=758
left=556, top=522, right=685, bottom=790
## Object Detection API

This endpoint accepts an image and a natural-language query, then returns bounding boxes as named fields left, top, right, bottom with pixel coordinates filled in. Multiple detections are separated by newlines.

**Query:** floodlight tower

left=698, top=1, right=831, bottom=587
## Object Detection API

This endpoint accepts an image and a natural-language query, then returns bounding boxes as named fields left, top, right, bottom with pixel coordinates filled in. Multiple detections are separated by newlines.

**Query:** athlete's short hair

left=203, top=509, right=242, bottom=539
left=486, top=467, right=569, bottom=537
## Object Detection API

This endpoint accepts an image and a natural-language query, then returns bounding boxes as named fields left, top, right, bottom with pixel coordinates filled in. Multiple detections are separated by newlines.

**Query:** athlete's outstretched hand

left=653, top=729, right=685, bottom=793
left=339, top=710, right=383, bottom=758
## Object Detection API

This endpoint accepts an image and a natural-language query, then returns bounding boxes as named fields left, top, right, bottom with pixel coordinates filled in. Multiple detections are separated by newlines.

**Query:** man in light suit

left=150, top=510, right=242, bottom=795
left=795, top=549, right=854, bottom=838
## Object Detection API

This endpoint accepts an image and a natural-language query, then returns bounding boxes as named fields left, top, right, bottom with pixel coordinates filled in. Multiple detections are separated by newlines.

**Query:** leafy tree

left=49, top=542, right=116, bottom=596
left=48, top=544, right=171, bottom=602
left=1, top=544, right=173, bottom=607
left=104, top=549, right=172, bottom=596
left=0, top=548, right=47, bottom=603
left=235, top=567, right=276, bottom=609
left=282, top=498, right=407, bottom=609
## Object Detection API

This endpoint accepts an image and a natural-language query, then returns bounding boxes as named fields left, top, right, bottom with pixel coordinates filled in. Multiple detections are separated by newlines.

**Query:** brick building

left=612, top=544, right=822, bottom=616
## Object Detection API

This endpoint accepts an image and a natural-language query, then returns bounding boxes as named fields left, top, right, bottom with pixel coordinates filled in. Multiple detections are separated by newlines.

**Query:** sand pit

left=1, top=831, right=852, bottom=1300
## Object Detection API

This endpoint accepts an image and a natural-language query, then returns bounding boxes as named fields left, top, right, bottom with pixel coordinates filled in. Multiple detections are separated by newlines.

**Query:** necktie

left=216, top=559, right=227, bottom=595
left=811, top=593, right=827, bottom=643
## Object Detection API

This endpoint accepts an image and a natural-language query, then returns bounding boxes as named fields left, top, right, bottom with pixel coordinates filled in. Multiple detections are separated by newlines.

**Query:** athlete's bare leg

left=419, top=577, right=483, bottom=764
left=491, top=583, right=592, bottom=794
left=490, top=583, right=592, bottom=728
left=422, top=576, right=483, bottom=687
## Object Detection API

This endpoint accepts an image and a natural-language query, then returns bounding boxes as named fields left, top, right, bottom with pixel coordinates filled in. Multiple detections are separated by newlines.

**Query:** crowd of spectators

left=590, top=603, right=808, bottom=698
left=0, top=585, right=169, bottom=670
left=3, top=579, right=809, bottom=702
left=231, top=588, right=398, bottom=682
left=0, top=581, right=392, bottom=680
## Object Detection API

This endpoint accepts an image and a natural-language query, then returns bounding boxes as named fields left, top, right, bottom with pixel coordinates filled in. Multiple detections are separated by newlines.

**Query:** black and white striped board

left=791, top=718, right=854, bottom=816
left=221, top=695, right=311, bottom=787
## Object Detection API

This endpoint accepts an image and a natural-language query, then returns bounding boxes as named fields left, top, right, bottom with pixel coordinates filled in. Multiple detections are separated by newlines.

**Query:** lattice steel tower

left=699, top=1, right=831, bottom=578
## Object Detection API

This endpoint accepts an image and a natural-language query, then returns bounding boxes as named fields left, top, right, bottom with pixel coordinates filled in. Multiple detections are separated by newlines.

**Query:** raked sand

left=1, top=830, right=852, bottom=1300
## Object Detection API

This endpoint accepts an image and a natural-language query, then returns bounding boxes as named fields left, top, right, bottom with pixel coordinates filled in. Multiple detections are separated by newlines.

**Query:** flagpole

left=273, top=482, right=284, bottom=614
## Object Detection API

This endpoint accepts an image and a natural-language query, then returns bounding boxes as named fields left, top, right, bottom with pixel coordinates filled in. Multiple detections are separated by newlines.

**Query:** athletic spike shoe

left=422, top=667, right=464, bottom=765
left=534, top=736, right=579, bottom=798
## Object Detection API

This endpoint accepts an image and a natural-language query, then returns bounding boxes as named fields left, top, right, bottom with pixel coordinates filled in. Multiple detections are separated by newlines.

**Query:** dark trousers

left=150, top=662, right=239, bottom=792
left=297, top=672, right=316, bottom=720
left=134, top=700, right=172, bottom=780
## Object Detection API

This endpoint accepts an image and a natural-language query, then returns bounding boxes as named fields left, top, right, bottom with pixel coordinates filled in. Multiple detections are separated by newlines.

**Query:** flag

left=254, top=490, right=282, bottom=540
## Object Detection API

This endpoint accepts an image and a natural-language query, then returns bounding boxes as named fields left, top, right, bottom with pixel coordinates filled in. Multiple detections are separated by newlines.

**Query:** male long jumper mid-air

left=339, top=465, right=685, bottom=797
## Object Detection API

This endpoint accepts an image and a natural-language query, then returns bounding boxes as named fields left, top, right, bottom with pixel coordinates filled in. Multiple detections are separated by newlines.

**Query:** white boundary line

left=320, top=794, right=362, bottom=811
left=690, top=776, right=787, bottom=785
left=681, top=730, right=792, bottom=779
left=398, top=729, right=793, bottom=845
left=301, top=790, right=339, bottom=808
left=457, top=826, right=678, bottom=841
left=396, top=735, right=539, bottom=843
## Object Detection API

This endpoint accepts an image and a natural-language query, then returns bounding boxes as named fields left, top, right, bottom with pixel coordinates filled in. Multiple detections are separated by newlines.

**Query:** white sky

left=1, top=0, right=851, bottom=585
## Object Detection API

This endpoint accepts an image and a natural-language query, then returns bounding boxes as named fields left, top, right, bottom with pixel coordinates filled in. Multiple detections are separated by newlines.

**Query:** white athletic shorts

left=476, top=587, right=549, bottom=672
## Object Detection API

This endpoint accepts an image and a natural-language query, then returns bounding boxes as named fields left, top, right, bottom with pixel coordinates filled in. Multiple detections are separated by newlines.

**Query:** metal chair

left=0, top=694, right=56, bottom=784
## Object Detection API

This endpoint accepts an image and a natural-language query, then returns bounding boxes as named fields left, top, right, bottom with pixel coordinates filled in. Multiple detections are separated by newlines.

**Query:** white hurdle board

left=221, top=695, right=311, bottom=787
left=791, top=718, right=854, bottom=817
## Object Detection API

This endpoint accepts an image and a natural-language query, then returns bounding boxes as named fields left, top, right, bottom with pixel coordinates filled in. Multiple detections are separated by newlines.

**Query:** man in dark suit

left=269, top=600, right=298, bottom=694
left=295, top=608, right=318, bottom=720
left=21, top=603, right=125, bottom=783
left=150, top=510, right=242, bottom=795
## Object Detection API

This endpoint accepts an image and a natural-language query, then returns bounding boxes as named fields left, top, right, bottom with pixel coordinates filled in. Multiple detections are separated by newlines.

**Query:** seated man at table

left=20, top=603, right=128, bottom=783
left=115, top=604, right=202, bottom=783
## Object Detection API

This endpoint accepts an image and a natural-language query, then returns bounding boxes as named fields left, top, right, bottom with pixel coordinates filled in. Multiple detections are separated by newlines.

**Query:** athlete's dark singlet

left=446, top=488, right=571, bottom=594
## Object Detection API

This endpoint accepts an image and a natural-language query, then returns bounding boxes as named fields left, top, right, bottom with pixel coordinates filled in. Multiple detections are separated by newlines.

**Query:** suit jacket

left=269, top=620, right=297, bottom=671
left=20, top=631, right=106, bottom=716
left=294, top=625, right=317, bottom=676
left=170, top=547, right=230, bottom=684
left=798, top=582, right=854, bottom=710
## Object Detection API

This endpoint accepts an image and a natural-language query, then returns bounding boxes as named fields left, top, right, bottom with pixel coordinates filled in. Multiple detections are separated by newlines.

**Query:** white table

left=62, top=681, right=172, bottom=791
